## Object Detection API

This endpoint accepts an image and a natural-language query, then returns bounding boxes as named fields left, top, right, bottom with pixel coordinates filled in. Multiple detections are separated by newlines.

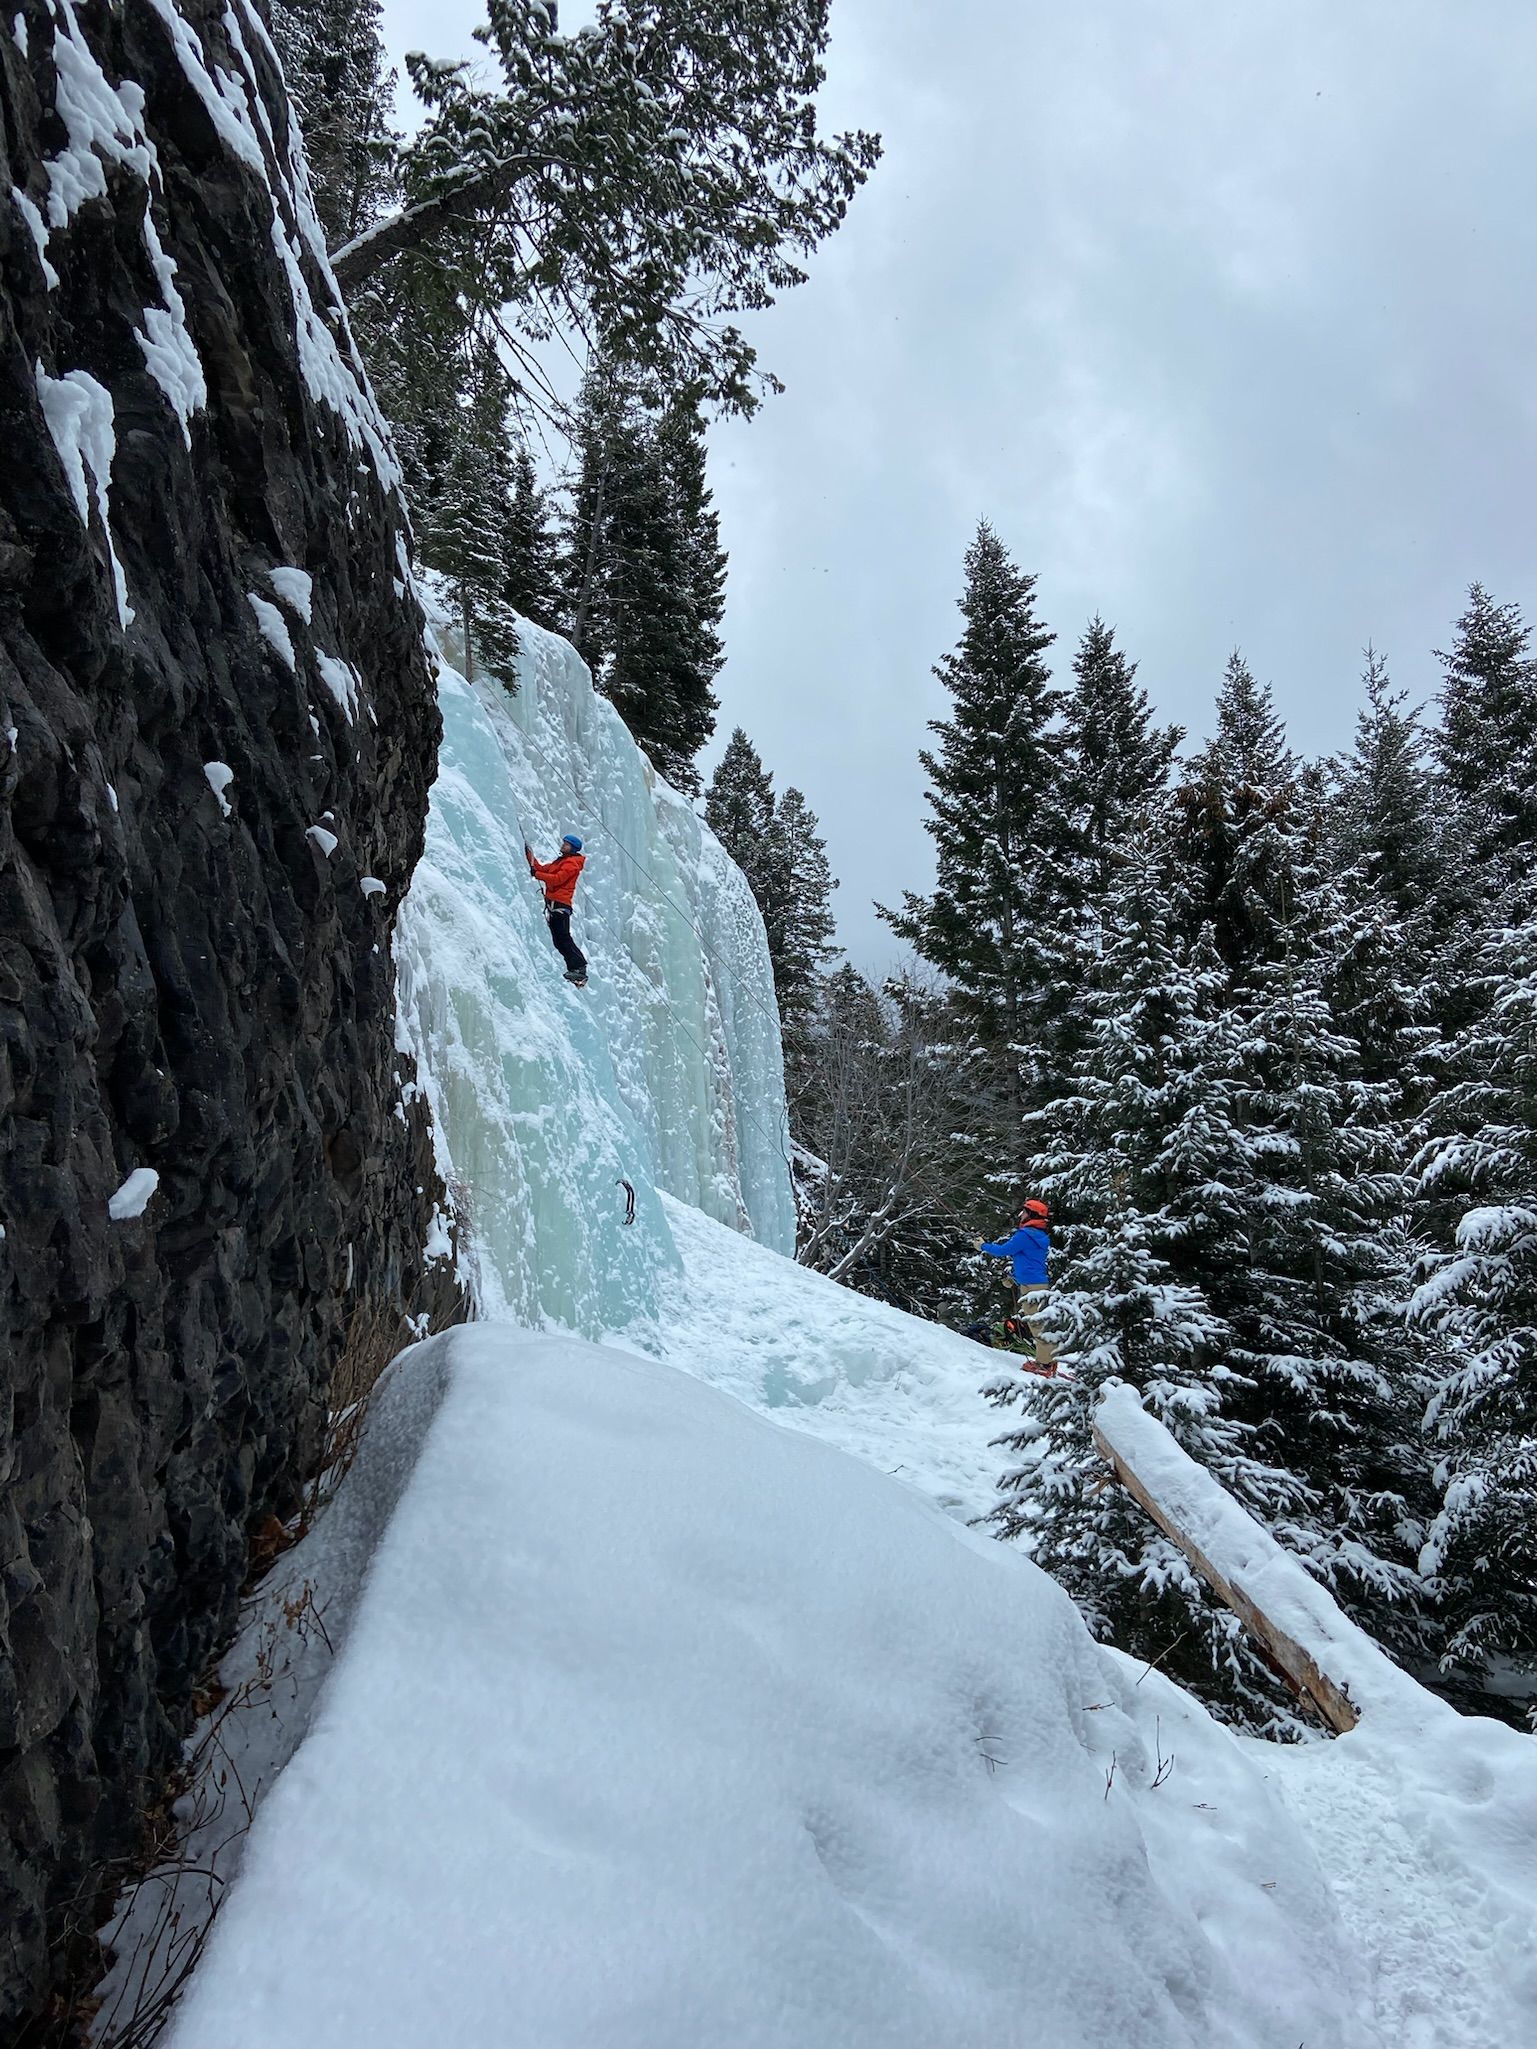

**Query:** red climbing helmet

left=1021, top=1199, right=1049, bottom=1224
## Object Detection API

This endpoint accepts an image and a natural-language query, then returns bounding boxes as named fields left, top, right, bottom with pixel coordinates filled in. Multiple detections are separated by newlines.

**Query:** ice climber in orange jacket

left=525, top=834, right=588, bottom=987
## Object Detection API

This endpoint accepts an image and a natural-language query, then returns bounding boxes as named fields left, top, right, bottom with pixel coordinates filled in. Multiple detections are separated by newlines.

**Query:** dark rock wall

left=0, top=2, right=454, bottom=2026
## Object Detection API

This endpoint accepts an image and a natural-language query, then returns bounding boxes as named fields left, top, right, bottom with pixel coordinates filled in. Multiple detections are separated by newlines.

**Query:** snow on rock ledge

left=396, top=618, right=795, bottom=1334
left=162, top=1329, right=1371, bottom=2049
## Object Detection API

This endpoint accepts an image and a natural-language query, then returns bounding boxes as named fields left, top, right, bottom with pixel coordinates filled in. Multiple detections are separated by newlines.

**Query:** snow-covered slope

left=637, top=1191, right=1012, bottom=1522
left=162, top=1331, right=1371, bottom=2049
left=395, top=621, right=795, bottom=1333
left=1097, top=1385, right=1537, bottom=2049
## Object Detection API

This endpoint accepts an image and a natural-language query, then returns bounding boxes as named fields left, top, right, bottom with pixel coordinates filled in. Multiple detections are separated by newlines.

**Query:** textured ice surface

left=395, top=619, right=794, bottom=1336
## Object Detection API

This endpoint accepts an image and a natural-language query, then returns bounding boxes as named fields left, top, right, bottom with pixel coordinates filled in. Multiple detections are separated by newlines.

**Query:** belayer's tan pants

left=1013, top=1287, right=1058, bottom=1368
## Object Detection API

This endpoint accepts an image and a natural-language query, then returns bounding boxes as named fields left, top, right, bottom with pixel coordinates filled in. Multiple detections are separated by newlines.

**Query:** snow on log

left=1093, top=1381, right=1374, bottom=1732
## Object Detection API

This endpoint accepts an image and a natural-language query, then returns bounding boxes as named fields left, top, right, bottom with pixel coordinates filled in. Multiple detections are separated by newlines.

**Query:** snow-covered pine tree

left=704, top=740, right=838, bottom=1069
left=1044, top=614, right=1183, bottom=1086
left=349, top=1, right=881, bottom=416
left=882, top=522, right=1065, bottom=1171
left=656, top=397, right=728, bottom=718
left=985, top=828, right=1289, bottom=1711
left=1060, top=616, right=1181, bottom=903
left=769, top=788, right=840, bottom=1056
left=560, top=379, right=720, bottom=792
left=1170, top=656, right=1433, bottom=1665
left=1412, top=902, right=1537, bottom=1704
left=1173, top=651, right=1299, bottom=971
left=1333, top=650, right=1453, bottom=931
left=270, top=0, right=398, bottom=246
left=503, top=444, right=562, bottom=632
left=706, top=727, right=781, bottom=902
left=1433, top=584, right=1537, bottom=891
left=1318, top=652, right=1462, bottom=1136
left=418, top=347, right=524, bottom=680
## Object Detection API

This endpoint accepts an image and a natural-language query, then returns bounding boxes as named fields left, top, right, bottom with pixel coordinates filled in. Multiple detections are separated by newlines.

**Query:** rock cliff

left=0, top=1, right=453, bottom=2025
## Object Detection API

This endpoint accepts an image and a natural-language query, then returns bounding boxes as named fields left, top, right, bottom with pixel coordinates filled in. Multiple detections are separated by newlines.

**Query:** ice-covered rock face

left=397, top=621, right=796, bottom=1335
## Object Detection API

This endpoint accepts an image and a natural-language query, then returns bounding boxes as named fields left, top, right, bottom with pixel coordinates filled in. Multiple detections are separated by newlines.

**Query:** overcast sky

left=380, top=0, right=1537, bottom=972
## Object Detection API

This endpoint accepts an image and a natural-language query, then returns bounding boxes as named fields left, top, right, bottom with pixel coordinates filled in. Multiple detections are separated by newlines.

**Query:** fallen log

left=1092, top=1389, right=1361, bottom=1734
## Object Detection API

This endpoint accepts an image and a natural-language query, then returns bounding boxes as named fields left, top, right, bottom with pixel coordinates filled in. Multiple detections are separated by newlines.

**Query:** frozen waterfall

left=395, top=620, right=796, bottom=1336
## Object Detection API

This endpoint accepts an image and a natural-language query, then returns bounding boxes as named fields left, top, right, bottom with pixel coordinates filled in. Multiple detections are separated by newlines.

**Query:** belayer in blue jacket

left=975, top=1199, right=1058, bottom=1371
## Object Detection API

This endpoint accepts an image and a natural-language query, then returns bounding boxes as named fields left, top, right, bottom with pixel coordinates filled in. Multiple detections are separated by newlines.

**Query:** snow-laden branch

left=329, top=155, right=560, bottom=292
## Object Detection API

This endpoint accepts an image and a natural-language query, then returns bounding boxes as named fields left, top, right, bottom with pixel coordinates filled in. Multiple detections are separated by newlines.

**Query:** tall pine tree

left=1433, top=584, right=1537, bottom=888
left=271, top=0, right=398, bottom=246
left=706, top=728, right=779, bottom=895
left=422, top=346, right=523, bottom=680
left=1060, top=616, right=1181, bottom=902
left=882, top=522, right=1064, bottom=1170
left=769, top=787, right=840, bottom=1054
left=704, top=734, right=838, bottom=1062
left=561, top=377, right=723, bottom=792
left=503, top=444, right=561, bottom=632
left=987, top=832, right=1290, bottom=1712
left=1412, top=901, right=1537, bottom=1700
left=1168, top=657, right=1433, bottom=1665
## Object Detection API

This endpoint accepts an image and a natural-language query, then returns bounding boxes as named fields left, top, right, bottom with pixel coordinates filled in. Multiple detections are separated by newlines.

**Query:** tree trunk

left=328, top=155, right=551, bottom=294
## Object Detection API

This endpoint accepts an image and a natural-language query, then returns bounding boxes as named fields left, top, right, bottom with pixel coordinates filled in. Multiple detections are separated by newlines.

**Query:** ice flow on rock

left=395, top=619, right=796, bottom=1335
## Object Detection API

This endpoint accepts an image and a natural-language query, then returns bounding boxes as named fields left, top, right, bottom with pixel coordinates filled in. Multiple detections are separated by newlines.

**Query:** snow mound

left=395, top=619, right=794, bottom=1335
left=163, top=1329, right=1369, bottom=2049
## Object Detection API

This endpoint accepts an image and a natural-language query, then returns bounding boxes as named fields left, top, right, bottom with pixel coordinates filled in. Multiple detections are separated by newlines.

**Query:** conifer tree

left=421, top=346, right=523, bottom=680
left=1433, top=584, right=1537, bottom=887
left=882, top=523, right=1064, bottom=1155
left=339, top=0, right=882, bottom=416
left=1168, top=657, right=1433, bottom=1660
left=1333, top=650, right=1447, bottom=927
left=560, top=378, right=723, bottom=792
left=706, top=728, right=779, bottom=892
left=704, top=737, right=838, bottom=1058
left=1060, top=616, right=1181, bottom=901
left=987, top=835, right=1282, bottom=1707
left=1412, top=901, right=1537, bottom=1697
left=503, top=444, right=562, bottom=632
left=270, top=0, right=399, bottom=245
left=769, top=787, right=840, bottom=1051
left=1172, top=652, right=1298, bottom=969
left=1324, top=651, right=1460, bottom=1119
left=657, top=397, right=729, bottom=709
left=706, top=728, right=789, bottom=974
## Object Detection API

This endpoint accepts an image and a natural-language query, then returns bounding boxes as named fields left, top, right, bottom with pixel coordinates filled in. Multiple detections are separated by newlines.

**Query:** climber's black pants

left=546, top=905, right=587, bottom=977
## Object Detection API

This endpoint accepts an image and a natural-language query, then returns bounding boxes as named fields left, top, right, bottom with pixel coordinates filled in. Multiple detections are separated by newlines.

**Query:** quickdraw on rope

left=617, top=1178, right=636, bottom=1226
